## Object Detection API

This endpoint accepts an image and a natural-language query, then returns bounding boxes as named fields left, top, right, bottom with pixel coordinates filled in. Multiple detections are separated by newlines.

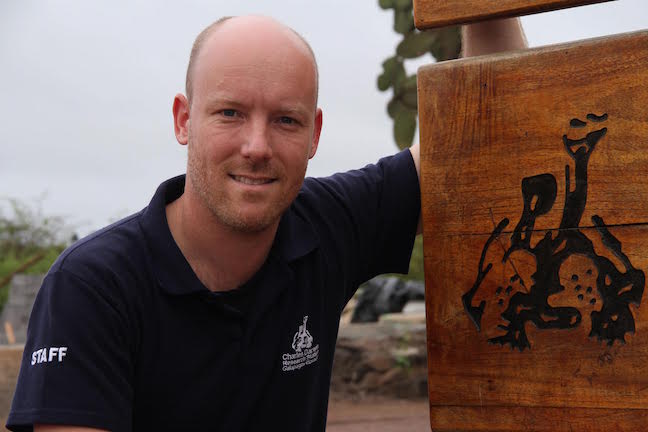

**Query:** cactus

left=377, top=0, right=461, bottom=149
left=394, top=110, right=417, bottom=150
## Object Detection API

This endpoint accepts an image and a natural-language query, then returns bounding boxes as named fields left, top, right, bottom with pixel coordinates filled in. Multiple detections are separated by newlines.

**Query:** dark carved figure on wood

left=463, top=114, right=645, bottom=351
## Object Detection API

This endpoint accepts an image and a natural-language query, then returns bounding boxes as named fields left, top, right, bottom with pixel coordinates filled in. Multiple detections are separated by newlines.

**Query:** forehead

left=191, top=17, right=317, bottom=108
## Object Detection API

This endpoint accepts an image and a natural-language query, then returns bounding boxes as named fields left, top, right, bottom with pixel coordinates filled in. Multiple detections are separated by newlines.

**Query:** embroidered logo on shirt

left=282, top=316, right=319, bottom=372
left=31, top=347, right=68, bottom=365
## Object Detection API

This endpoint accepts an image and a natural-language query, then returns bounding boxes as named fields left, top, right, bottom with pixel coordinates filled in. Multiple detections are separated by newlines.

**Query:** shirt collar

left=139, top=175, right=319, bottom=296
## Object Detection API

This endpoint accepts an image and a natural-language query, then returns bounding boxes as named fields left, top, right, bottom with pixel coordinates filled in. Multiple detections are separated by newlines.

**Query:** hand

left=462, top=17, right=528, bottom=58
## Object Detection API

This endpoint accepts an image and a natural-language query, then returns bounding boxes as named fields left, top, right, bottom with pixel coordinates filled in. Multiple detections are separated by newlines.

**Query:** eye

left=221, top=109, right=238, bottom=117
left=279, top=116, right=296, bottom=125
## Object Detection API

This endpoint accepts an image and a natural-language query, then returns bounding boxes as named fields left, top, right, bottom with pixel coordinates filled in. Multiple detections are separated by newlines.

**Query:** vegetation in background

left=403, top=236, right=424, bottom=281
left=0, top=198, right=73, bottom=310
left=377, top=0, right=462, bottom=150
left=378, top=0, right=462, bottom=281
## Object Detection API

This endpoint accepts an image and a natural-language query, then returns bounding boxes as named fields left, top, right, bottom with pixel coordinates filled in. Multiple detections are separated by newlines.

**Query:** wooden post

left=414, top=0, right=614, bottom=29
left=416, top=1, right=648, bottom=429
left=4, top=323, right=15, bottom=345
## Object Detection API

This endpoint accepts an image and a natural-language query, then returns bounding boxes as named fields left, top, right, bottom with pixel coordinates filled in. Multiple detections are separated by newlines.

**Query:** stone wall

left=0, top=274, right=43, bottom=345
left=330, top=319, right=428, bottom=400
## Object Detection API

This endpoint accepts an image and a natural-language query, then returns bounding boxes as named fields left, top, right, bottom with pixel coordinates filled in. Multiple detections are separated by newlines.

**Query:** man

left=8, top=15, right=526, bottom=431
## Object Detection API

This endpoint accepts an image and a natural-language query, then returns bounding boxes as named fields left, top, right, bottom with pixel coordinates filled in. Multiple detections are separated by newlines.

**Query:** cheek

left=282, top=151, right=309, bottom=178
left=277, top=135, right=314, bottom=166
left=190, top=130, right=237, bottom=163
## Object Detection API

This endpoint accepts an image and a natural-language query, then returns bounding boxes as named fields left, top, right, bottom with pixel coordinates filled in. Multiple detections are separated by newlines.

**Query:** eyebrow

left=203, top=96, right=245, bottom=108
left=204, top=97, right=310, bottom=116
left=277, top=106, right=310, bottom=117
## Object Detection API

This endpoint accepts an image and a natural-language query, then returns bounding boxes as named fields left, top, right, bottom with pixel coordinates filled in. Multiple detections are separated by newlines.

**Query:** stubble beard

left=186, top=140, right=304, bottom=234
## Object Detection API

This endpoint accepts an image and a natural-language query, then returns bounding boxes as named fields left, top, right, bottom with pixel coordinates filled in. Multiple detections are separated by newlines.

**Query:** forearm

left=462, top=18, right=528, bottom=57
left=408, top=142, right=422, bottom=234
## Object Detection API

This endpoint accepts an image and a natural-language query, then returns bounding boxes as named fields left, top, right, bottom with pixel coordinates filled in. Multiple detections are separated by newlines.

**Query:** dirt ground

left=327, top=397, right=430, bottom=431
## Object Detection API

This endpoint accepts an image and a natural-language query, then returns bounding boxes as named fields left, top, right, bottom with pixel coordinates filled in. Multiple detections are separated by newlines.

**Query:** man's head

left=185, top=16, right=319, bottom=108
left=172, top=16, right=323, bottom=233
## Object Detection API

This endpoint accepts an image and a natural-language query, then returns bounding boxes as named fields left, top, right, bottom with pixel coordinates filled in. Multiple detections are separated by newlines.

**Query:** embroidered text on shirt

left=282, top=316, right=319, bottom=372
left=31, top=347, right=68, bottom=365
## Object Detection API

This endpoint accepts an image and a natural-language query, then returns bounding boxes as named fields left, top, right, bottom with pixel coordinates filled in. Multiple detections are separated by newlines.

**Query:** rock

left=376, top=367, right=404, bottom=387
left=402, top=301, right=426, bottom=314
left=364, top=352, right=394, bottom=372
left=331, top=321, right=428, bottom=399
left=359, top=370, right=383, bottom=390
left=379, top=312, right=426, bottom=324
left=351, top=276, right=425, bottom=323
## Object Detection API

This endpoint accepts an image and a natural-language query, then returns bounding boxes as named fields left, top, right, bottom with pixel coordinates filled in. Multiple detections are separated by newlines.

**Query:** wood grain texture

left=413, top=0, right=614, bottom=29
left=419, top=31, right=648, bottom=430
left=429, top=406, right=648, bottom=431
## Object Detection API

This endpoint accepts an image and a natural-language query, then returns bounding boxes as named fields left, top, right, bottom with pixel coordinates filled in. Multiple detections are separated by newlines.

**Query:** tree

left=0, top=198, right=70, bottom=256
left=375, top=0, right=462, bottom=281
left=0, top=198, right=74, bottom=307
left=377, top=0, right=462, bottom=149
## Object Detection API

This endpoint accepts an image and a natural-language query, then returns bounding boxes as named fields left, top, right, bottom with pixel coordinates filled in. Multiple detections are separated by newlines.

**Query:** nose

left=241, top=119, right=273, bottom=161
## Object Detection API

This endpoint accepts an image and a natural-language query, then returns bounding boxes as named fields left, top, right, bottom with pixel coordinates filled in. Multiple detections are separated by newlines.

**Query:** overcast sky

left=1, top=0, right=646, bottom=236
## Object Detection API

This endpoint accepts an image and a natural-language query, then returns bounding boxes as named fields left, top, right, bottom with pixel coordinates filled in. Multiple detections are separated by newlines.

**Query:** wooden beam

left=414, top=0, right=614, bottom=29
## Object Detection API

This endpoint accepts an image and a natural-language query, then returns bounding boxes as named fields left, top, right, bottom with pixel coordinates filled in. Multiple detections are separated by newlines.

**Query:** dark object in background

left=351, top=276, right=424, bottom=323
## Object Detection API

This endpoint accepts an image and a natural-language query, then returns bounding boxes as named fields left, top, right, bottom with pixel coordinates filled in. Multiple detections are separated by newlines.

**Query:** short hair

left=184, top=16, right=319, bottom=106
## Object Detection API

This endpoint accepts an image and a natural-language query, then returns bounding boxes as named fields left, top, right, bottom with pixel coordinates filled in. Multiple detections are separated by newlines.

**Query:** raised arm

left=462, top=17, right=528, bottom=57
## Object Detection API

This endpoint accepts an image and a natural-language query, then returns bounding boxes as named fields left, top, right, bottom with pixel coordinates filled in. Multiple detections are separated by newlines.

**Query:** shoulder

left=28, top=210, right=153, bottom=349
left=295, top=149, right=418, bottom=218
left=41, top=210, right=155, bottom=315
left=291, top=150, right=420, bottom=275
left=50, top=175, right=186, bottom=281
left=51, top=211, right=148, bottom=281
left=300, top=149, right=417, bottom=197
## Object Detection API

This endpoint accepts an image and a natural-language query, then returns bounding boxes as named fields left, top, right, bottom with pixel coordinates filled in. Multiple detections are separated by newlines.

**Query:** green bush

left=404, top=235, right=424, bottom=281
left=0, top=198, right=72, bottom=311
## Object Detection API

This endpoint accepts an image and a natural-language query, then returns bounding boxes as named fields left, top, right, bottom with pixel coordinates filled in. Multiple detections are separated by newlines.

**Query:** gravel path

left=327, top=398, right=429, bottom=431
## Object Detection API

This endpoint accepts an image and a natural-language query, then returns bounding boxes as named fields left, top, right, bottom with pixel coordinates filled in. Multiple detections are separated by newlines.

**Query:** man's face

left=176, top=18, right=322, bottom=233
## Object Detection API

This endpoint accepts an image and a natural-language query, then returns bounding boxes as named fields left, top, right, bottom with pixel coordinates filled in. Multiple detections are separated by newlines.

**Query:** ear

left=308, top=108, right=323, bottom=159
left=172, top=94, right=190, bottom=145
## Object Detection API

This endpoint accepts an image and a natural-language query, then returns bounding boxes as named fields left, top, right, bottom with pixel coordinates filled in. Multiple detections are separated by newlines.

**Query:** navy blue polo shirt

left=7, top=149, right=420, bottom=432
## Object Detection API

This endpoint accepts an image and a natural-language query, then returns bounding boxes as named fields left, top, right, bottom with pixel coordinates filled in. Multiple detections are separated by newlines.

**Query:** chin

left=229, top=217, right=277, bottom=233
left=217, top=205, right=285, bottom=234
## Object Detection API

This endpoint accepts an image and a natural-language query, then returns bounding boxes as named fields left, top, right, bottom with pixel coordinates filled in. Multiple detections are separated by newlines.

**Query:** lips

left=230, top=174, right=275, bottom=185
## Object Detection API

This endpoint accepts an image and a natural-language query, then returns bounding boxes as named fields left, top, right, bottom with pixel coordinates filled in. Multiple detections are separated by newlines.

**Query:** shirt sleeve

left=300, top=149, right=421, bottom=303
left=7, top=269, right=134, bottom=432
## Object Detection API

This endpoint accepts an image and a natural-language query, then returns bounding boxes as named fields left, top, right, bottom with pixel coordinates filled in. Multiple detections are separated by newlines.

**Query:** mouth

left=229, top=174, right=276, bottom=186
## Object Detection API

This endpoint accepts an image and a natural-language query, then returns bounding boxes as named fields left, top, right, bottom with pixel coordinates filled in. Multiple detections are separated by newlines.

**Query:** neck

left=166, top=191, right=278, bottom=293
